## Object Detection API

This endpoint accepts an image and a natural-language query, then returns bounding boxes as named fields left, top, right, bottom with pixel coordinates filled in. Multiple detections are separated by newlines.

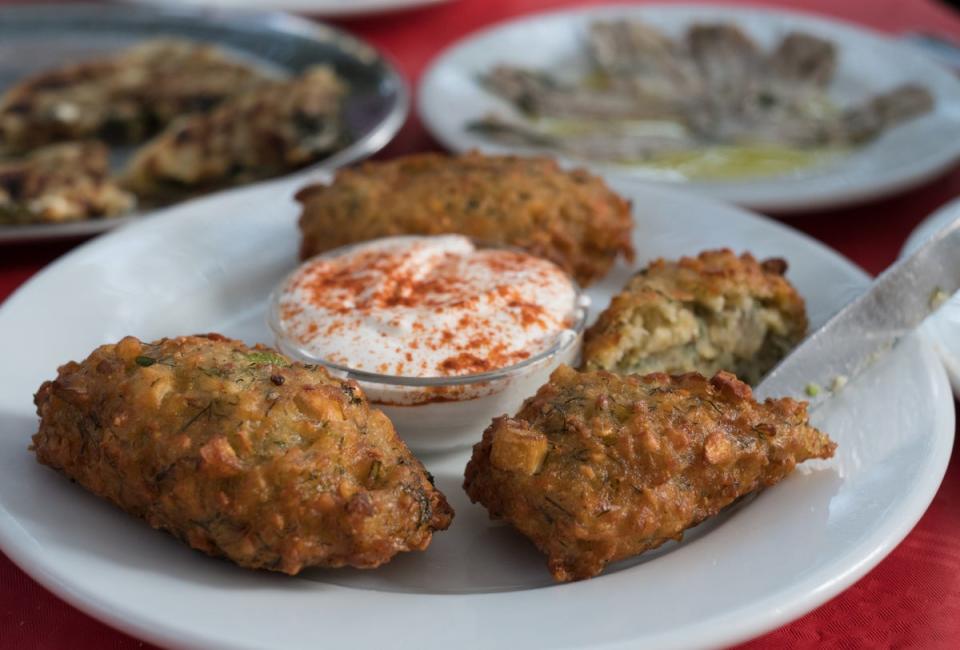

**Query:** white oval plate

left=123, top=0, right=453, bottom=18
left=419, top=4, right=960, bottom=212
left=0, top=175, right=953, bottom=649
left=901, top=196, right=960, bottom=397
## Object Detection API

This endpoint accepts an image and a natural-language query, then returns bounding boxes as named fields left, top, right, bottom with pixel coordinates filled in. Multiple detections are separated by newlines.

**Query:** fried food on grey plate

left=0, top=39, right=272, bottom=152
left=31, top=334, right=453, bottom=574
left=582, top=249, right=807, bottom=385
left=463, top=365, right=835, bottom=582
left=124, top=66, right=347, bottom=202
left=296, top=152, right=635, bottom=286
left=0, top=141, right=135, bottom=225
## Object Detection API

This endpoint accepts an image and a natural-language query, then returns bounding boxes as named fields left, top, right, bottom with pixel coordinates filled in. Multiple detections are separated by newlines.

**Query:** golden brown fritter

left=31, top=334, right=452, bottom=574
left=124, top=66, right=346, bottom=201
left=296, top=152, right=635, bottom=286
left=464, top=365, right=835, bottom=582
left=0, top=39, right=271, bottom=152
left=583, top=249, right=807, bottom=384
left=0, top=141, right=135, bottom=224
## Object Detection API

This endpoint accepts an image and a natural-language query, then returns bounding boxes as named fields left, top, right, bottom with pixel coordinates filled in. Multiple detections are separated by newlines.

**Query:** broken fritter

left=463, top=365, right=835, bottom=582
left=296, top=152, right=635, bottom=286
left=124, top=66, right=347, bottom=202
left=31, top=334, right=453, bottom=574
left=0, top=39, right=272, bottom=152
left=582, top=249, right=807, bottom=384
left=0, top=141, right=135, bottom=224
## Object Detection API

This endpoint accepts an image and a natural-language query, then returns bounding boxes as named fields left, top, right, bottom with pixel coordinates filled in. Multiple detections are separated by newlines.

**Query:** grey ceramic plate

left=0, top=3, right=408, bottom=244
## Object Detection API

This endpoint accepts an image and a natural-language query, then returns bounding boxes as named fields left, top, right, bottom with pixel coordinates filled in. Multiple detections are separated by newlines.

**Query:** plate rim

left=417, top=2, right=960, bottom=213
left=0, top=177, right=954, bottom=650
left=901, top=195, right=960, bottom=256
left=0, top=2, right=410, bottom=245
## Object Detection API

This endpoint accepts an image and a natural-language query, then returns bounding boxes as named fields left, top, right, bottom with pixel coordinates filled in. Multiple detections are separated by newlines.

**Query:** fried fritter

left=0, top=39, right=271, bottom=152
left=296, top=153, right=635, bottom=286
left=31, top=334, right=452, bottom=574
left=582, top=249, right=807, bottom=384
left=124, top=66, right=347, bottom=201
left=463, top=365, right=835, bottom=582
left=0, top=141, right=135, bottom=224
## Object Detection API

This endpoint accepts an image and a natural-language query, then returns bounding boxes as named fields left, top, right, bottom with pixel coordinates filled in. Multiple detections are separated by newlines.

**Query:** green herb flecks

left=243, top=351, right=290, bottom=367
left=368, top=460, right=382, bottom=483
left=135, top=356, right=157, bottom=367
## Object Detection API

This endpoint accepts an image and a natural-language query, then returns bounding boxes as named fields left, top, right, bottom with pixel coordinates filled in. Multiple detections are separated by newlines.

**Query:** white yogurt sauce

left=273, top=235, right=578, bottom=377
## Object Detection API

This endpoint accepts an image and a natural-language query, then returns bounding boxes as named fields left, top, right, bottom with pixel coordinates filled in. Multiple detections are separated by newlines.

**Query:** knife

left=756, top=214, right=960, bottom=401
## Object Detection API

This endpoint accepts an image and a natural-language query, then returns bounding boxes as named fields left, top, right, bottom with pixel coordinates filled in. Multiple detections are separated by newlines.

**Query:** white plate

left=123, top=0, right=453, bottom=18
left=901, top=196, right=960, bottom=397
left=419, top=4, right=960, bottom=212
left=0, top=176, right=953, bottom=649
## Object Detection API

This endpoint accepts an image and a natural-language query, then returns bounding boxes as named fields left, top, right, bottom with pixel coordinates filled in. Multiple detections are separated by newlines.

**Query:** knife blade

left=756, top=214, right=960, bottom=401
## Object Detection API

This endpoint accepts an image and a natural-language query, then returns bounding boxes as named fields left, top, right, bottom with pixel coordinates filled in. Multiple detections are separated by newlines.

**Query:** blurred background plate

left=419, top=3, right=960, bottom=213
left=123, top=0, right=454, bottom=18
left=0, top=3, right=408, bottom=244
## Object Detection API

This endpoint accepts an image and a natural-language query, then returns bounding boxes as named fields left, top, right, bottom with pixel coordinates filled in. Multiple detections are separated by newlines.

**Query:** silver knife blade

left=756, top=214, right=960, bottom=401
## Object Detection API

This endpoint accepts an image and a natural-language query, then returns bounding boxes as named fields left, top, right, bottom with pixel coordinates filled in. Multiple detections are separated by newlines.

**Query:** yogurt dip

left=270, top=235, right=587, bottom=452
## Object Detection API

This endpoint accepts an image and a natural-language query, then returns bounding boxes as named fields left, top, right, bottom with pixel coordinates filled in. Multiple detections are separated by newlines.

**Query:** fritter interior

left=583, top=249, right=807, bottom=384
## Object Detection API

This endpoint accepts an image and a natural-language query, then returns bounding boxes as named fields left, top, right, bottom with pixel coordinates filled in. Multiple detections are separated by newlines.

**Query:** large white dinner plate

left=123, top=0, right=454, bottom=18
left=0, top=175, right=953, bottom=649
left=901, top=196, right=960, bottom=397
left=419, top=4, right=960, bottom=212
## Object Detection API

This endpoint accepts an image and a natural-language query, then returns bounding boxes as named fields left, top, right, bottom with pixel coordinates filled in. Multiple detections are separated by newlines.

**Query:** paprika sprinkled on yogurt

left=273, top=235, right=579, bottom=377
left=269, top=234, right=588, bottom=453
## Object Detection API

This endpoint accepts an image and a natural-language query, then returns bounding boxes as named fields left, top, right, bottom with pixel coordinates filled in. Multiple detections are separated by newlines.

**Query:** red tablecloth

left=2, top=0, right=959, bottom=648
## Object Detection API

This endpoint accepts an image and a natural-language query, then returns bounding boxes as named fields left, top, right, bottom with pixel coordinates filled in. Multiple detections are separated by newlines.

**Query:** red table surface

left=2, top=0, right=959, bottom=647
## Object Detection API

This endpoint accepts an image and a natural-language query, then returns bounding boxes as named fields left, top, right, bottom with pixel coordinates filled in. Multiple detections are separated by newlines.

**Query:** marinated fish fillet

left=588, top=20, right=702, bottom=99
left=687, top=23, right=763, bottom=104
left=124, top=66, right=347, bottom=201
left=482, top=65, right=679, bottom=121
left=469, top=114, right=696, bottom=163
left=463, top=365, right=836, bottom=581
left=472, top=20, right=933, bottom=161
left=839, top=84, right=934, bottom=144
left=0, top=39, right=272, bottom=152
left=32, top=334, right=453, bottom=574
left=582, top=250, right=807, bottom=385
left=296, top=152, right=634, bottom=286
left=767, top=32, right=837, bottom=88
left=0, top=141, right=135, bottom=224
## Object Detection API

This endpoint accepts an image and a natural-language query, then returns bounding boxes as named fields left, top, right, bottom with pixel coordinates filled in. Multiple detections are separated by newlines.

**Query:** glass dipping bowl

left=267, top=243, right=589, bottom=454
